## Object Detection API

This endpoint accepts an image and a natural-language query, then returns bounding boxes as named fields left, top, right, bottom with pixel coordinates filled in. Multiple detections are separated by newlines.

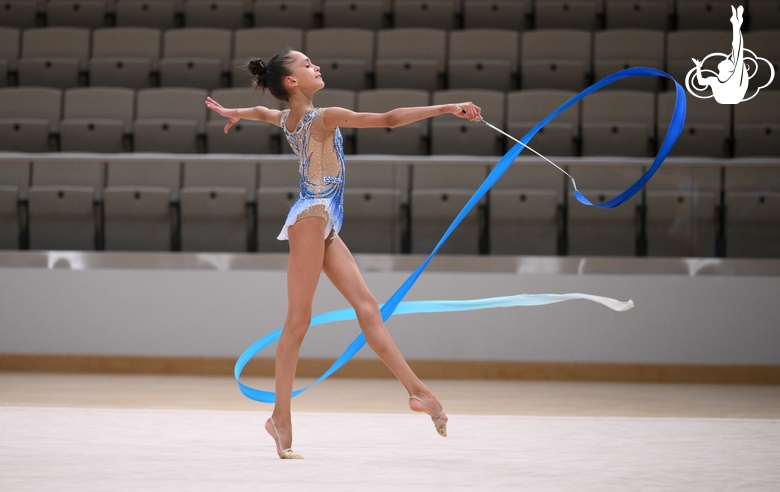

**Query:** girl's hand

left=205, top=96, right=240, bottom=133
left=452, top=102, right=482, bottom=121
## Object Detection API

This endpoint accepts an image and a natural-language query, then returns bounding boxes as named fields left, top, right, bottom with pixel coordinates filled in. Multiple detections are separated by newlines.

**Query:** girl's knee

left=282, top=321, right=310, bottom=343
left=354, top=296, right=381, bottom=321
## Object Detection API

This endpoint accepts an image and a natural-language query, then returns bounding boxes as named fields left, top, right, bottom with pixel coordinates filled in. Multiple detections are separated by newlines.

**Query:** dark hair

left=246, top=51, right=295, bottom=101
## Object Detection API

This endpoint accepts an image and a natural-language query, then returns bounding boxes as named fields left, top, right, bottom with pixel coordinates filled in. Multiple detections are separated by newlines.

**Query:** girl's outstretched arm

left=322, top=102, right=481, bottom=130
left=205, top=96, right=284, bottom=133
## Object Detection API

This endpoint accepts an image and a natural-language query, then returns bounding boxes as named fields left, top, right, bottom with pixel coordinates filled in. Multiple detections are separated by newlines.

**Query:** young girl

left=205, top=50, right=482, bottom=459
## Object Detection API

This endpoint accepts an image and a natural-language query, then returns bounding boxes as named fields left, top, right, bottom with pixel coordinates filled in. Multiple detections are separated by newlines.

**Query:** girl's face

left=287, top=51, right=324, bottom=93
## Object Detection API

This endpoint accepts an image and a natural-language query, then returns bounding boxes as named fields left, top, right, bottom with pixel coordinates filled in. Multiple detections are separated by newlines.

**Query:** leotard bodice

left=277, top=108, right=345, bottom=240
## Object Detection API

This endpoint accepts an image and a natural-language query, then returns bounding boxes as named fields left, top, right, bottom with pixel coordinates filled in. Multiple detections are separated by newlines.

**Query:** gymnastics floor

left=2, top=374, right=779, bottom=491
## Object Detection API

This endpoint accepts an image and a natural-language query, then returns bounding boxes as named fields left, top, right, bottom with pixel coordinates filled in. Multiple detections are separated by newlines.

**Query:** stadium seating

left=89, top=27, right=161, bottom=89
left=0, top=87, right=61, bottom=152
left=59, top=87, right=134, bottom=152
left=375, top=28, right=446, bottom=91
left=18, top=27, right=90, bottom=88
left=304, top=28, right=374, bottom=91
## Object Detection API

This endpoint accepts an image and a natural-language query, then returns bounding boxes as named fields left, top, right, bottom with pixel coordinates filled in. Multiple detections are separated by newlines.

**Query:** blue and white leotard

left=278, top=108, right=345, bottom=241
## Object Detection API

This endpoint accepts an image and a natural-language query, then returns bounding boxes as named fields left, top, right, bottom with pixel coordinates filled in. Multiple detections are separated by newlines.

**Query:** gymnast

left=206, top=50, right=482, bottom=459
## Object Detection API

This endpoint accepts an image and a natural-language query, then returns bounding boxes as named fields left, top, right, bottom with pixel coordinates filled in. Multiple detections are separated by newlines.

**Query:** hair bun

left=247, top=58, right=266, bottom=76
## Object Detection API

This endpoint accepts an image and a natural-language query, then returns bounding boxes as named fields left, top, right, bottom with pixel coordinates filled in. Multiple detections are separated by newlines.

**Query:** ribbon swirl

left=235, top=67, right=685, bottom=403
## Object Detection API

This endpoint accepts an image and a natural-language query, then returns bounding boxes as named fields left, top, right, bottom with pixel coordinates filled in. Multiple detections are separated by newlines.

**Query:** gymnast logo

left=685, top=5, right=775, bottom=104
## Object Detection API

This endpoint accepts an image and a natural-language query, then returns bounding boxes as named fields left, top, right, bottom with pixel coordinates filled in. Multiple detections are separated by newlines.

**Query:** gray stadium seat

left=489, top=163, right=564, bottom=256
left=0, top=185, right=19, bottom=249
left=676, top=0, right=744, bottom=30
left=207, top=88, right=282, bottom=154
left=0, top=0, right=37, bottom=29
left=104, top=158, right=180, bottom=252
left=356, top=89, right=429, bottom=155
left=581, top=90, right=655, bottom=157
left=257, top=160, right=299, bottom=251
left=89, top=27, right=160, bottom=89
left=182, top=159, right=257, bottom=202
left=180, top=187, right=249, bottom=252
left=17, top=27, right=89, bottom=88
left=103, top=186, right=172, bottom=251
left=594, top=29, right=665, bottom=92
left=59, top=87, right=134, bottom=153
left=106, top=158, right=181, bottom=200
left=178, top=157, right=252, bottom=251
left=28, top=185, right=96, bottom=250
left=322, top=0, right=387, bottom=29
left=566, top=161, right=644, bottom=256
left=605, top=0, right=670, bottom=30
left=232, top=27, right=303, bottom=88
left=749, top=1, right=780, bottom=30
left=448, top=29, right=519, bottom=92
left=431, top=89, right=505, bottom=156
left=645, top=164, right=720, bottom=257
left=521, top=29, right=592, bottom=91
left=311, top=88, right=355, bottom=153
left=0, top=87, right=61, bottom=152
left=733, top=91, right=780, bottom=157
left=0, top=159, right=30, bottom=199
left=0, top=159, right=31, bottom=248
left=724, top=164, right=780, bottom=258
left=253, top=0, right=317, bottom=29
left=0, top=27, right=20, bottom=87
left=338, top=161, right=408, bottom=253
left=411, top=162, right=488, bottom=254
left=184, top=0, right=246, bottom=29
left=462, top=0, right=531, bottom=31
left=393, top=0, right=456, bottom=29
left=506, top=89, right=579, bottom=157
left=657, top=90, right=730, bottom=158
left=31, top=158, right=104, bottom=197
left=375, top=28, right=446, bottom=91
left=666, top=30, right=730, bottom=85
left=46, top=0, right=106, bottom=29
left=133, top=88, right=208, bottom=153
left=743, top=30, right=779, bottom=92
left=29, top=157, right=104, bottom=251
left=159, top=28, right=231, bottom=90
left=534, top=0, right=601, bottom=30
left=114, top=0, right=177, bottom=29
left=304, top=28, right=374, bottom=91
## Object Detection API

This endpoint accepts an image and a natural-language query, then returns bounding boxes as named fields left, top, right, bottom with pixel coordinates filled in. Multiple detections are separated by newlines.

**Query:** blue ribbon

left=235, top=67, right=686, bottom=403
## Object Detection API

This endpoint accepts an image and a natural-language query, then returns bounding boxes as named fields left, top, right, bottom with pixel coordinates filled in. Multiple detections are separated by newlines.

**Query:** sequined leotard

left=278, top=108, right=345, bottom=241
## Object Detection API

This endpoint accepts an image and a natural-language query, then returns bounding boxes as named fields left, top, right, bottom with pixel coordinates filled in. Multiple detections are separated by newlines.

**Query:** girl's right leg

left=267, top=217, right=327, bottom=455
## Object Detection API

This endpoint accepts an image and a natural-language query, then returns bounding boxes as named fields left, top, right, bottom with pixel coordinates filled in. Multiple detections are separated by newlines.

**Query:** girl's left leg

left=322, top=235, right=447, bottom=430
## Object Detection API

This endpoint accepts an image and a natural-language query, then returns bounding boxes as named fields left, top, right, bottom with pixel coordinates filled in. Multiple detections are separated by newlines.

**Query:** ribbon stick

left=235, top=67, right=685, bottom=403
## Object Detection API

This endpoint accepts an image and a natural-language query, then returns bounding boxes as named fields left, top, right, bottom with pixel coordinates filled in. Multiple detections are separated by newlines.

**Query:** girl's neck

left=288, top=90, right=315, bottom=114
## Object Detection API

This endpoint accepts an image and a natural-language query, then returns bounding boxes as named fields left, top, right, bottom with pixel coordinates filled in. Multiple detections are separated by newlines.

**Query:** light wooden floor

left=2, top=373, right=780, bottom=418
left=2, top=374, right=780, bottom=491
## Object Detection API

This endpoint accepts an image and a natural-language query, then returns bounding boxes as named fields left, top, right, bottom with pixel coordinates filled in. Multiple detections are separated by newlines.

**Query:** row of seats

left=1, top=26, right=778, bottom=92
left=2, top=0, right=778, bottom=32
left=2, top=87, right=778, bottom=158
left=1, top=157, right=778, bottom=258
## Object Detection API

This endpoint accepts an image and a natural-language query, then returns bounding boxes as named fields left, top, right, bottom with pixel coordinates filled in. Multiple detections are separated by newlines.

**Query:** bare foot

left=265, top=417, right=303, bottom=459
left=409, top=394, right=448, bottom=437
